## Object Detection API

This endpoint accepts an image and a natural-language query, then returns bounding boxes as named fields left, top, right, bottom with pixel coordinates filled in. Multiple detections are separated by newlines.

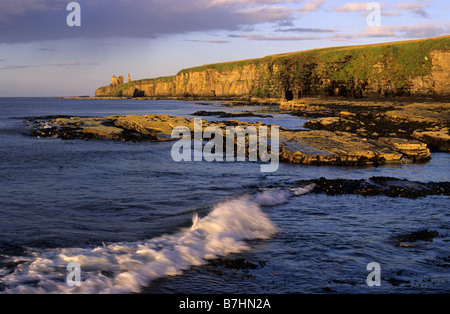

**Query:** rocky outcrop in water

left=278, top=130, right=429, bottom=165
left=28, top=113, right=434, bottom=165
left=290, top=177, right=450, bottom=199
left=282, top=97, right=449, bottom=153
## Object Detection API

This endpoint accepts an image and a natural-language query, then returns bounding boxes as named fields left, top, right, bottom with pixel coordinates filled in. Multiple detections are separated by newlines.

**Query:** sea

left=0, top=97, right=448, bottom=295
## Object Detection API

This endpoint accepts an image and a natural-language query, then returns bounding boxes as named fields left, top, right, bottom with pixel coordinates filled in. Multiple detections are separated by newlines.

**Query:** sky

left=0, top=0, right=448, bottom=97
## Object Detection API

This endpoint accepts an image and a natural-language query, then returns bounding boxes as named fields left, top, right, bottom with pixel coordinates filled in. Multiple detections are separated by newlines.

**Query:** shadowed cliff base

left=95, top=36, right=449, bottom=100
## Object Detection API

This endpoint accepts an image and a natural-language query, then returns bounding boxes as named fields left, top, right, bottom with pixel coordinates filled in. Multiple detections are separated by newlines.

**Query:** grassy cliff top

left=176, top=35, right=450, bottom=76
left=138, top=76, right=176, bottom=83
left=102, top=35, right=449, bottom=91
left=108, top=75, right=176, bottom=93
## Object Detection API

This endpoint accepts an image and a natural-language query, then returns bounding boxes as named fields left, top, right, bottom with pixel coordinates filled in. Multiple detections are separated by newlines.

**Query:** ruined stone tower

left=112, top=75, right=125, bottom=86
left=112, top=75, right=120, bottom=86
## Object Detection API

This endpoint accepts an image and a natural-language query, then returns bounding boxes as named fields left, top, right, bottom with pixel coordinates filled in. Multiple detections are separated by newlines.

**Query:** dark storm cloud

left=0, top=0, right=306, bottom=44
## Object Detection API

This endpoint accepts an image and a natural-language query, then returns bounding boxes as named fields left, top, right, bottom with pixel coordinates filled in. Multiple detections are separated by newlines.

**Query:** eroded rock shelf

left=28, top=112, right=435, bottom=166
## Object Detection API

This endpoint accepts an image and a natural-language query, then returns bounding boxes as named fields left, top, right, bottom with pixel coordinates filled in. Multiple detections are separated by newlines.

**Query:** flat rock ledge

left=279, top=130, right=430, bottom=165
left=28, top=114, right=432, bottom=166
left=282, top=98, right=450, bottom=153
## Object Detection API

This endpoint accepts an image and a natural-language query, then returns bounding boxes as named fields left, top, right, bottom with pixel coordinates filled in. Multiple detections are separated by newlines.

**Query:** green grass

left=177, top=59, right=262, bottom=75
left=111, top=75, right=176, bottom=93
left=177, top=36, right=449, bottom=78
left=128, top=75, right=176, bottom=84
left=103, top=36, right=449, bottom=98
left=309, top=36, right=448, bottom=91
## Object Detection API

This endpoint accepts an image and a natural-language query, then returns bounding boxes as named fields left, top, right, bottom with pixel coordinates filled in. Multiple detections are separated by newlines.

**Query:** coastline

left=2, top=1, right=450, bottom=295
left=2, top=97, right=449, bottom=294
left=30, top=95, right=450, bottom=166
left=93, top=36, right=450, bottom=100
left=30, top=36, right=450, bottom=293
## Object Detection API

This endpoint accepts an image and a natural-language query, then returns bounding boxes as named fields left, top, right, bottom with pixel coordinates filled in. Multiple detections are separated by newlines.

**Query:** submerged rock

left=293, top=177, right=450, bottom=198
left=192, top=111, right=273, bottom=118
left=207, top=258, right=263, bottom=270
left=395, top=229, right=440, bottom=247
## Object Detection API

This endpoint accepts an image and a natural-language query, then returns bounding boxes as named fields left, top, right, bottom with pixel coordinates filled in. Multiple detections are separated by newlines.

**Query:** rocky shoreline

left=281, top=97, right=449, bottom=153
left=28, top=96, right=450, bottom=167
left=22, top=96, right=449, bottom=294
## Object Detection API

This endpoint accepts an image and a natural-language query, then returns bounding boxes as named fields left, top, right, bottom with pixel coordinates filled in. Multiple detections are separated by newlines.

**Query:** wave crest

left=0, top=186, right=313, bottom=294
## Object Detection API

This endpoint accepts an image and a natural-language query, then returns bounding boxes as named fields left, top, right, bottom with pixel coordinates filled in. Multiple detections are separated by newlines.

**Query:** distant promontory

left=95, top=36, right=449, bottom=100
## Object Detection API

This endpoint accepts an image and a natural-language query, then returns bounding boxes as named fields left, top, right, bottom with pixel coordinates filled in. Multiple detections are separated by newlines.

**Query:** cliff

left=95, top=35, right=450, bottom=100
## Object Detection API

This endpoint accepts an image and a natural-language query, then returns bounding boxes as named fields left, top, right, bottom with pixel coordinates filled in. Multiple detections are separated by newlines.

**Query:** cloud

left=208, top=0, right=305, bottom=6
left=1, top=0, right=441, bottom=45
left=298, top=0, right=325, bottom=12
left=333, top=1, right=430, bottom=18
left=48, top=61, right=100, bottom=67
left=376, top=24, right=447, bottom=38
left=332, top=23, right=449, bottom=41
left=0, top=65, right=39, bottom=70
left=0, top=0, right=67, bottom=22
left=235, top=5, right=302, bottom=23
left=275, top=27, right=335, bottom=33
left=0, top=0, right=311, bottom=44
left=0, top=61, right=99, bottom=70
left=381, top=11, right=401, bottom=17
left=334, top=2, right=370, bottom=12
left=229, top=34, right=320, bottom=40
left=184, top=39, right=231, bottom=43
left=394, top=3, right=429, bottom=18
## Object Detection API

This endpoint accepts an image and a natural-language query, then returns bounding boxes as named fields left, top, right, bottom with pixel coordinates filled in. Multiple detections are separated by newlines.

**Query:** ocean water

left=0, top=98, right=448, bottom=294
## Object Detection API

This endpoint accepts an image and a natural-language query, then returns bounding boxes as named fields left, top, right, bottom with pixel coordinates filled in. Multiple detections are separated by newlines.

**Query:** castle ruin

left=112, top=74, right=131, bottom=86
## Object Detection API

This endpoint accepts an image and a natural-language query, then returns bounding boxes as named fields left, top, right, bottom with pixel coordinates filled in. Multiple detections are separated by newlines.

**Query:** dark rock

left=192, top=111, right=273, bottom=118
left=387, top=278, right=410, bottom=287
left=293, top=177, right=450, bottom=198
left=207, top=258, right=263, bottom=270
left=396, top=229, right=440, bottom=247
left=101, top=270, right=115, bottom=278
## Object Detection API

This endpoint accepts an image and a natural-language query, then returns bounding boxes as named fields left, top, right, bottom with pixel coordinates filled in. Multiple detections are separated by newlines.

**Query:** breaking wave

left=0, top=185, right=314, bottom=294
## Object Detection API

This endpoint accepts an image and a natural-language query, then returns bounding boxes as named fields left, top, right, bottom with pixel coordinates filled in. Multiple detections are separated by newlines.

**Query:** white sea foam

left=0, top=186, right=314, bottom=294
